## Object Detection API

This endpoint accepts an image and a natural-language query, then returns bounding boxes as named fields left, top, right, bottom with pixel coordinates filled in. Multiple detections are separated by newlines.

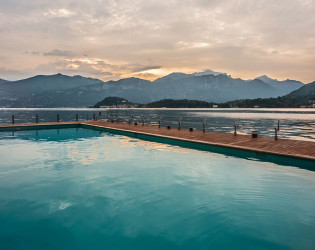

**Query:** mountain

left=93, top=97, right=135, bottom=108
left=154, top=72, right=191, bottom=82
left=145, top=99, right=216, bottom=108
left=0, top=73, right=102, bottom=107
left=255, top=75, right=303, bottom=95
left=223, top=81, right=315, bottom=108
left=286, top=81, right=315, bottom=98
left=22, top=77, right=153, bottom=107
left=193, top=69, right=229, bottom=77
left=0, top=72, right=308, bottom=107
left=0, top=78, right=9, bottom=84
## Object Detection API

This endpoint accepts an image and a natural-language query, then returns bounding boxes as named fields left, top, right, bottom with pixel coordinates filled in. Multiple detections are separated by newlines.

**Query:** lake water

left=0, top=108, right=314, bottom=141
left=0, top=128, right=314, bottom=249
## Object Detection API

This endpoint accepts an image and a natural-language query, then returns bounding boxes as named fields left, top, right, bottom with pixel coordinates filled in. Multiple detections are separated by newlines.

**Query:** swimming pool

left=0, top=128, right=314, bottom=249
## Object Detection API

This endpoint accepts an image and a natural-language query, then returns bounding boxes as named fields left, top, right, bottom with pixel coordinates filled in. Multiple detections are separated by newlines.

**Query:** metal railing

left=6, top=112, right=282, bottom=140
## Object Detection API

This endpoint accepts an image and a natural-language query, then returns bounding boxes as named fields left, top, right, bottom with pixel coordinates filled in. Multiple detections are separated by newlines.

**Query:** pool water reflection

left=0, top=128, right=314, bottom=249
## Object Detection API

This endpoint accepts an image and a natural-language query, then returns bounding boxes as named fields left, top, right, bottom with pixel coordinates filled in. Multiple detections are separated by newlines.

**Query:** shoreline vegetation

left=93, top=81, right=315, bottom=108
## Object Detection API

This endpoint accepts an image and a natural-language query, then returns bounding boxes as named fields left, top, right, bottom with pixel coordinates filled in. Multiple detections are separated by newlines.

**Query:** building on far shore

left=100, top=104, right=138, bottom=108
left=308, top=100, right=315, bottom=108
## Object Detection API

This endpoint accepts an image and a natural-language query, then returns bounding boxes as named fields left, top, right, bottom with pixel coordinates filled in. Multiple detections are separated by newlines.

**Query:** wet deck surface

left=1, top=121, right=315, bottom=161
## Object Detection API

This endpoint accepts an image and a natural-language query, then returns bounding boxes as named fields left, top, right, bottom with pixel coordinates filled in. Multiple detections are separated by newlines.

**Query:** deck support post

left=252, top=131, right=257, bottom=138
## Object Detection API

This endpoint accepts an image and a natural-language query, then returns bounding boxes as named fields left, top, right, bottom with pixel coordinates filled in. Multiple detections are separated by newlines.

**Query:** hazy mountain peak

left=193, top=69, right=228, bottom=77
left=154, top=72, right=191, bottom=82
left=255, top=75, right=275, bottom=83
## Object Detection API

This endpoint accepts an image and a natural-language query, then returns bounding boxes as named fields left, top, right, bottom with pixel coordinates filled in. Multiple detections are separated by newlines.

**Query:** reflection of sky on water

left=0, top=129, right=194, bottom=173
left=0, top=108, right=314, bottom=141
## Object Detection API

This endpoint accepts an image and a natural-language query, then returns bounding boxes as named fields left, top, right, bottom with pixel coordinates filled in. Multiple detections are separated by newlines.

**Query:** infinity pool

left=0, top=128, right=314, bottom=249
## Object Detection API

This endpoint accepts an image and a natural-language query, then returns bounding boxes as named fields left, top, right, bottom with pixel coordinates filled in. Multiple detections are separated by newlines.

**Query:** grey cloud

left=130, top=65, right=161, bottom=73
left=43, top=49, right=75, bottom=57
left=24, top=51, right=40, bottom=55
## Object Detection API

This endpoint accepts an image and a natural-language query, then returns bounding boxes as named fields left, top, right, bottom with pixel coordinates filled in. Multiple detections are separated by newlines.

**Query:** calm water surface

left=0, top=128, right=314, bottom=249
left=0, top=108, right=315, bottom=141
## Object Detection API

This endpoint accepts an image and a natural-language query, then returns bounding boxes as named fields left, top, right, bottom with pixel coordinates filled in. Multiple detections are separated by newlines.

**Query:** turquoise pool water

left=0, top=128, right=314, bottom=249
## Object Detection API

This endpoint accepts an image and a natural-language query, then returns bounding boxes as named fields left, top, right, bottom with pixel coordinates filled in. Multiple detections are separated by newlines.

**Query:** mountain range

left=0, top=70, right=306, bottom=107
left=94, top=81, right=315, bottom=108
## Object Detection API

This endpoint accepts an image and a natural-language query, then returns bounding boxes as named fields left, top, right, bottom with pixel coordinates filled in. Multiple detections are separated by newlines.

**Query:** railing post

left=36, top=114, right=38, bottom=123
left=178, top=117, right=182, bottom=130
left=234, top=124, right=237, bottom=135
left=202, top=117, right=208, bottom=133
left=142, top=118, right=144, bottom=126
left=93, top=114, right=96, bottom=121
left=57, top=114, right=60, bottom=122
left=277, top=120, right=280, bottom=131
left=12, top=115, right=14, bottom=124
left=158, top=116, right=163, bottom=128
left=76, top=114, right=78, bottom=122
left=274, top=128, right=278, bottom=140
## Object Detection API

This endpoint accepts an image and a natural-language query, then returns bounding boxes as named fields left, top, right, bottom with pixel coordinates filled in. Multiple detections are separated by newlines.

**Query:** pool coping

left=0, top=121, right=314, bottom=163
left=81, top=123, right=315, bottom=162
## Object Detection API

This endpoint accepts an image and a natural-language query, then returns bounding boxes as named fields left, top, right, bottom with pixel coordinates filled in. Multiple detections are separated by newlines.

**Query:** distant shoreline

left=1, top=107, right=314, bottom=111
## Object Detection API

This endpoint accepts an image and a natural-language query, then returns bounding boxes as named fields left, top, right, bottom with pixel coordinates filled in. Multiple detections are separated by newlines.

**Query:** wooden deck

left=1, top=121, right=315, bottom=161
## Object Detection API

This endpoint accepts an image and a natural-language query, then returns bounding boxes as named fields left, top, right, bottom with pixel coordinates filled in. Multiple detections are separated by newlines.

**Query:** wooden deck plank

left=1, top=121, right=314, bottom=161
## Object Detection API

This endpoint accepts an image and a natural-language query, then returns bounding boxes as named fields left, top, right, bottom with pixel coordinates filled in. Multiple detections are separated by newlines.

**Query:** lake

left=0, top=108, right=314, bottom=141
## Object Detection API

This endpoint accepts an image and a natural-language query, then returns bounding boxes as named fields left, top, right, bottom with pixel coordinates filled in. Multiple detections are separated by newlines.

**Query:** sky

left=0, top=0, right=314, bottom=83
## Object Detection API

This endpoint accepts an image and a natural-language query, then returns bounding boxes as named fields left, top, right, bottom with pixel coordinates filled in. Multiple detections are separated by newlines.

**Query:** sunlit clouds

left=0, top=0, right=314, bottom=82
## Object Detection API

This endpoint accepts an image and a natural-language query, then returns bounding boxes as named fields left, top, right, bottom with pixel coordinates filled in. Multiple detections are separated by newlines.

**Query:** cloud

left=34, top=58, right=162, bottom=81
left=43, top=49, right=75, bottom=57
left=0, top=0, right=315, bottom=82
left=130, top=65, right=161, bottom=73
left=43, top=8, right=76, bottom=18
left=132, top=72, right=160, bottom=81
